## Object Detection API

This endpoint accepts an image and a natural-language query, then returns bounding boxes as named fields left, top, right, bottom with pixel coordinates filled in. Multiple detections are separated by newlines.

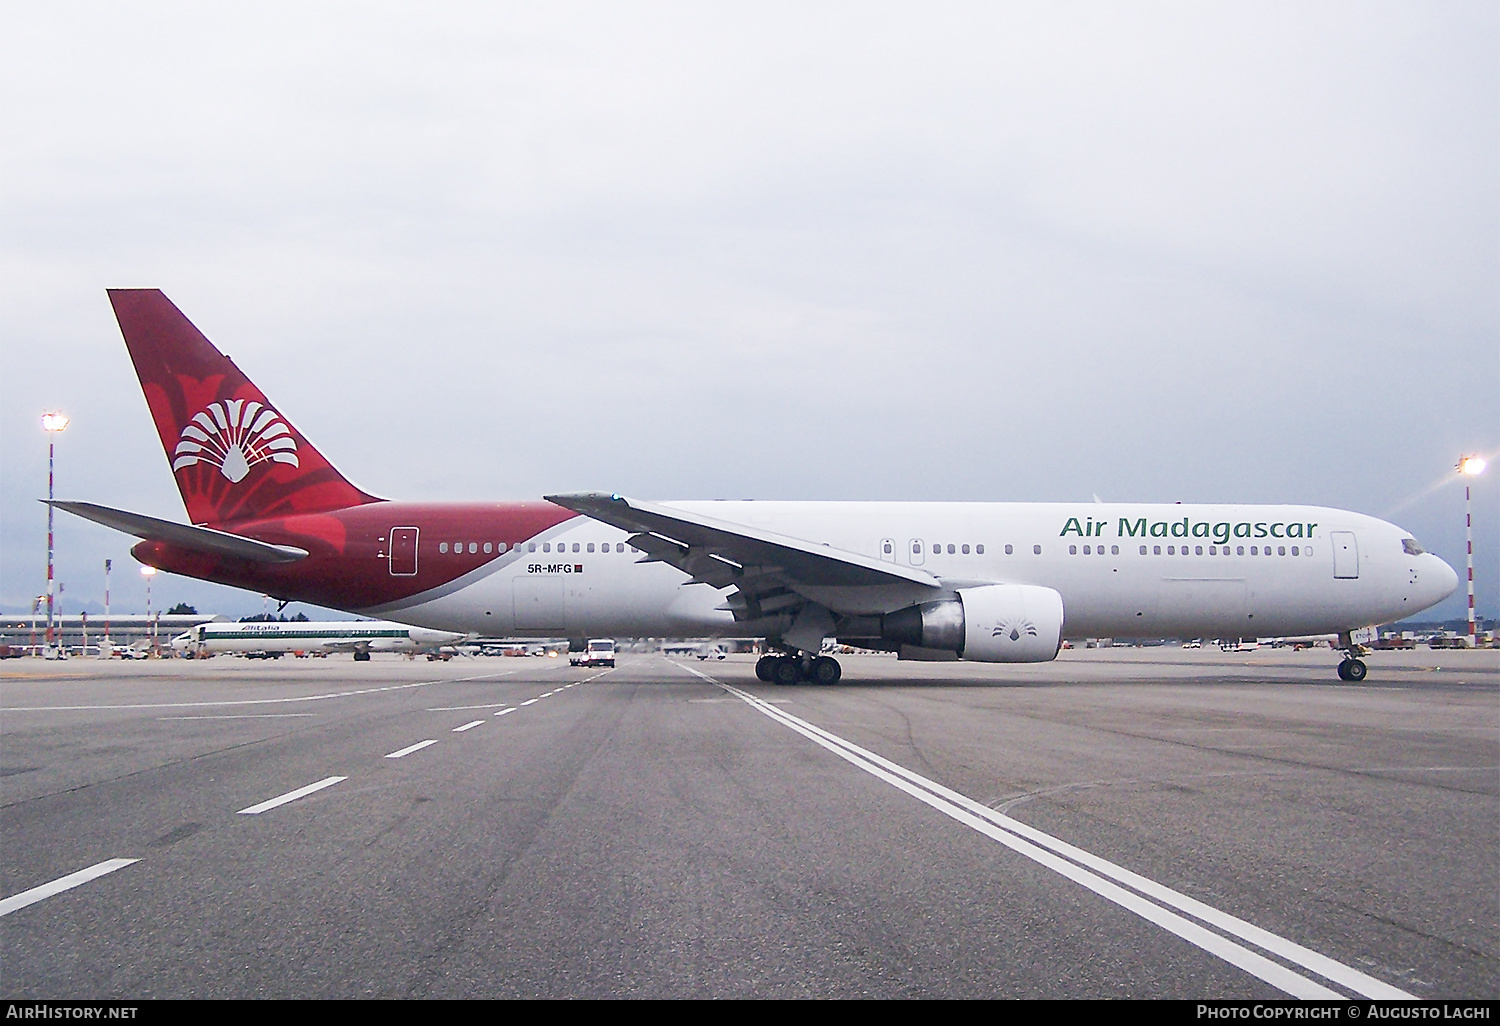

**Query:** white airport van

left=571, top=638, right=616, bottom=668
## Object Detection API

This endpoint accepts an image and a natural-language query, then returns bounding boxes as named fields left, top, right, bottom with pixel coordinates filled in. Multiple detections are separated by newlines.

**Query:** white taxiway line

left=494, top=707, right=516, bottom=717
left=3, top=670, right=523, bottom=713
left=0, top=859, right=140, bottom=918
left=386, top=740, right=439, bottom=759
left=158, top=713, right=318, bottom=720
left=452, top=720, right=484, bottom=732
left=237, top=776, right=347, bottom=814
left=675, top=663, right=1413, bottom=1001
left=520, top=699, right=539, bottom=706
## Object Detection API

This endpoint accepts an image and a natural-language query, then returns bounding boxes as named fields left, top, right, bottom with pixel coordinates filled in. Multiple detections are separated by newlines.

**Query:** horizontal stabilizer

left=49, top=501, right=309, bottom=563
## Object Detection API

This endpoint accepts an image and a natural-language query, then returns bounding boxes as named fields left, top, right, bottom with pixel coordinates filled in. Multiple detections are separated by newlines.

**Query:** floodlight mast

left=141, top=566, right=158, bottom=656
left=1457, top=455, right=1486, bottom=647
left=42, top=412, right=69, bottom=656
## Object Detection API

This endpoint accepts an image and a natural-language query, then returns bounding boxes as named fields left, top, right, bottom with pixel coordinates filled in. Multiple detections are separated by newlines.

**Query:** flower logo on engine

left=992, top=620, right=1038, bottom=643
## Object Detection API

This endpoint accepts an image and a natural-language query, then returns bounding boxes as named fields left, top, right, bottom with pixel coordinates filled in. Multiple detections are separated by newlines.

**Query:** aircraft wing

left=545, top=493, right=941, bottom=632
left=49, top=501, right=309, bottom=564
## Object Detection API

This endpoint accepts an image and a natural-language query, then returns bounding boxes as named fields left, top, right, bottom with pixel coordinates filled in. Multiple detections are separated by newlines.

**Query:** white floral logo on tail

left=173, top=399, right=299, bottom=482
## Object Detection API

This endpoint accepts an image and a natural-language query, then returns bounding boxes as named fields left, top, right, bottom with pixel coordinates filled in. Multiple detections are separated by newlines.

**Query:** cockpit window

left=1402, top=538, right=1425, bottom=556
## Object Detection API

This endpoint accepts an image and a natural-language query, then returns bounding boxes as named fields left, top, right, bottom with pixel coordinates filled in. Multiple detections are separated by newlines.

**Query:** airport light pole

left=103, top=559, right=113, bottom=657
left=141, top=565, right=158, bottom=656
left=41, top=412, right=69, bottom=656
left=1458, top=455, right=1486, bottom=647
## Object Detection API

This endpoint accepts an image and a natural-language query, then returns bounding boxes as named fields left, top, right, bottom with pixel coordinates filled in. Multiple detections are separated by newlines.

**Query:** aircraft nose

left=1430, top=555, right=1459, bottom=603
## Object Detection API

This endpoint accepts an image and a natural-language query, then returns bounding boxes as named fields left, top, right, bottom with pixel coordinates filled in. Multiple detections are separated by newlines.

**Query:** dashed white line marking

left=158, top=713, right=318, bottom=720
left=386, top=740, right=439, bottom=759
left=452, top=720, right=484, bottom=733
left=0, top=859, right=140, bottom=918
left=494, top=707, right=517, bottom=717
left=4, top=670, right=523, bottom=713
left=237, top=776, right=347, bottom=815
left=520, top=699, right=539, bottom=706
left=674, top=662, right=1414, bottom=1001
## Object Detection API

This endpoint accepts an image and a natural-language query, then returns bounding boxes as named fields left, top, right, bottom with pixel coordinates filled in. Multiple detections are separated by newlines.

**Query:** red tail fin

left=108, top=289, right=382, bottom=526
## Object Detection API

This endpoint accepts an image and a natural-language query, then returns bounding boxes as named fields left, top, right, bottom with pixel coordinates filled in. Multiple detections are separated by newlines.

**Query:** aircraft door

left=1331, top=531, right=1359, bottom=579
left=390, top=527, right=419, bottom=576
left=880, top=538, right=896, bottom=563
left=908, top=538, right=925, bottom=566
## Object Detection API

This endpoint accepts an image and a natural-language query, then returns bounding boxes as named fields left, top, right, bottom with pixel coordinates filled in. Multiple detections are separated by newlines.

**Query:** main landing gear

left=756, top=653, right=842, bottom=685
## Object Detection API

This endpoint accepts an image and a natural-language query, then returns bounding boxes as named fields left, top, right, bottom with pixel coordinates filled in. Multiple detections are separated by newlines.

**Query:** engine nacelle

left=958, top=584, right=1064, bottom=662
left=881, top=584, right=1064, bottom=663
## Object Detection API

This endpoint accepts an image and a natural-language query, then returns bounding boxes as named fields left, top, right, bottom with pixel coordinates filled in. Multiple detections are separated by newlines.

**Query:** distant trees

left=166, top=603, right=198, bottom=615
left=238, top=612, right=310, bottom=622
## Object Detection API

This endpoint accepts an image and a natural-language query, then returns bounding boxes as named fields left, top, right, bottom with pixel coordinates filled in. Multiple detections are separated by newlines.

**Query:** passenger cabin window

left=439, top=542, right=449, bottom=553
left=1033, top=544, right=1041, bottom=555
left=976, top=544, right=984, bottom=554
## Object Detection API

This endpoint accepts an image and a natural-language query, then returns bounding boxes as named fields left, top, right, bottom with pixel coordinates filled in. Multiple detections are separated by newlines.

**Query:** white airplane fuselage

left=362, top=502, right=1456, bottom=643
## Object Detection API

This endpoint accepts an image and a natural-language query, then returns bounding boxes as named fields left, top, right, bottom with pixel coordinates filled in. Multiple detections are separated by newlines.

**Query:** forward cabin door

left=1331, top=531, right=1359, bottom=579
left=390, top=527, right=419, bottom=576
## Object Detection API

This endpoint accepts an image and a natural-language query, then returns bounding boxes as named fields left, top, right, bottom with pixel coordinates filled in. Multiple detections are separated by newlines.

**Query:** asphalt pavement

left=1, top=647, right=1494, bottom=998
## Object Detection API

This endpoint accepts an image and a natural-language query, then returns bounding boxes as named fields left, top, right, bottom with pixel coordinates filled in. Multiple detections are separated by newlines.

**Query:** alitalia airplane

left=54, top=290, right=1458, bottom=685
left=169, top=620, right=468, bottom=660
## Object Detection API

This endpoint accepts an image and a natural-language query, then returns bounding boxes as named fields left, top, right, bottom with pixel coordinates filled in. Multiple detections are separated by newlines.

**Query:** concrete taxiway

left=1, top=647, right=1495, bottom=998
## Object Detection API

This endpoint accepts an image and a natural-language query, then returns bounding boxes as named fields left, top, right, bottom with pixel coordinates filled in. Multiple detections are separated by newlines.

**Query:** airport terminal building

left=0, top=614, right=228, bottom=655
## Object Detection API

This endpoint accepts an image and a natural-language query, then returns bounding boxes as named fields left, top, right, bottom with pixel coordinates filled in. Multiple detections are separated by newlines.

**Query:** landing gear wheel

left=1337, top=658, right=1367, bottom=682
left=773, top=658, right=802, bottom=686
left=755, top=655, right=780, bottom=682
left=810, top=656, right=842, bottom=685
left=353, top=651, right=371, bottom=662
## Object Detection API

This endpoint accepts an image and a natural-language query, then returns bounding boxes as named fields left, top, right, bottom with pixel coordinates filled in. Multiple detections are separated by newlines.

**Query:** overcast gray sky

left=2, top=1, right=1495, bottom=621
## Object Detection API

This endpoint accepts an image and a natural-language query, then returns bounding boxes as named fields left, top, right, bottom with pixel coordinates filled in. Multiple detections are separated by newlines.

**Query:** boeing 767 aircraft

left=53, top=290, right=1458, bottom=684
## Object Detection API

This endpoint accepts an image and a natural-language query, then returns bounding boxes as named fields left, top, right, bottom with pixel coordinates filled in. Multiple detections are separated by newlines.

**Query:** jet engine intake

left=881, top=585, right=1064, bottom=663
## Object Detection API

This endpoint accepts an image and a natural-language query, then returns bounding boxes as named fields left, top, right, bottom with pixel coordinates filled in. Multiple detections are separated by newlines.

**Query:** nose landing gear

left=1336, top=658, right=1367, bottom=682
left=1335, top=631, right=1369, bottom=682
